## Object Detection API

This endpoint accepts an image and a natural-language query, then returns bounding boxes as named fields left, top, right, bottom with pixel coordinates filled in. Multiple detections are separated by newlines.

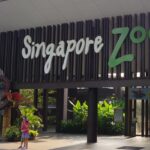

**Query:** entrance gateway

left=0, top=12, right=150, bottom=142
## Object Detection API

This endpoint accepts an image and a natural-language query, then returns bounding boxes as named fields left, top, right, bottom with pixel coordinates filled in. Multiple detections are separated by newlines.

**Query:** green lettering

left=130, top=26, right=146, bottom=44
left=108, top=27, right=134, bottom=68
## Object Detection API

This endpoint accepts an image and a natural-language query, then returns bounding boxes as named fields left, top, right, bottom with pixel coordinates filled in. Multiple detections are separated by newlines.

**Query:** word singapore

left=22, top=35, right=103, bottom=74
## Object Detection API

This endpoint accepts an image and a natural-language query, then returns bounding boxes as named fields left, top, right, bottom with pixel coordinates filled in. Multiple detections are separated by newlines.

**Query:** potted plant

left=29, top=130, right=38, bottom=140
left=5, top=126, right=21, bottom=141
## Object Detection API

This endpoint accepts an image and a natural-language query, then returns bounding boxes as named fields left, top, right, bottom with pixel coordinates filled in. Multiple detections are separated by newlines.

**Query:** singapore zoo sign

left=22, top=26, right=149, bottom=74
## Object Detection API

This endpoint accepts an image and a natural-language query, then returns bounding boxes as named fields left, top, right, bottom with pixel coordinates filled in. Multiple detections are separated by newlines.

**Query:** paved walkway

left=0, top=133, right=150, bottom=150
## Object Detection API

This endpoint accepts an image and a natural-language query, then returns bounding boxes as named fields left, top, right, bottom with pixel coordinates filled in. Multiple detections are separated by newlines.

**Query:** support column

left=145, top=100, right=148, bottom=137
left=56, top=89, right=64, bottom=132
left=34, top=89, right=38, bottom=108
left=125, top=87, right=129, bottom=136
left=42, top=89, right=48, bottom=131
left=63, top=88, right=68, bottom=121
left=141, top=100, right=144, bottom=136
left=129, top=100, right=132, bottom=136
left=87, top=88, right=97, bottom=143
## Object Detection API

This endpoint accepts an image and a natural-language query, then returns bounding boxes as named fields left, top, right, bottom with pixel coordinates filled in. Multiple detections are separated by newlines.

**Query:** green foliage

left=61, top=98, right=125, bottom=135
left=73, top=100, right=88, bottom=123
left=38, top=89, right=56, bottom=107
left=60, top=120, right=86, bottom=134
left=29, top=130, right=38, bottom=137
left=19, top=105, right=43, bottom=130
left=5, top=126, right=21, bottom=141
left=20, top=89, right=34, bottom=104
left=20, top=89, right=56, bottom=107
left=60, top=100, right=87, bottom=133
left=98, top=100, right=124, bottom=135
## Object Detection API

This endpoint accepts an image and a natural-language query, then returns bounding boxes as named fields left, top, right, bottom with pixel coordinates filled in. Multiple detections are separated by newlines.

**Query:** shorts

left=21, top=132, right=29, bottom=139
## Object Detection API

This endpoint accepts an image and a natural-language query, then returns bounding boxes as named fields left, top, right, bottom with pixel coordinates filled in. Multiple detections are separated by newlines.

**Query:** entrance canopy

left=0, top=12, right=150, bottom=89
left=0, top=0, right=150, bottom=32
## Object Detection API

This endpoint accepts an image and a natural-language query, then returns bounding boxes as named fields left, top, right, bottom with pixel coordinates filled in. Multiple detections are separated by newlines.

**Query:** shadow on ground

left=117, top=146, right=144, bottom=150
left=48, top=144, right=145, bottom=150
left=48, top=143, right=99, bottom=150
left=0, top=149, right=16, bottom=150
left=38, top=133, right=86, bottom=140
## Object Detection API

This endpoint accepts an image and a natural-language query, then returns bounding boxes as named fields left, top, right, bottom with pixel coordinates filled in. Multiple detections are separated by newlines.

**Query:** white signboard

left=114, top=108, right=123, bottom=122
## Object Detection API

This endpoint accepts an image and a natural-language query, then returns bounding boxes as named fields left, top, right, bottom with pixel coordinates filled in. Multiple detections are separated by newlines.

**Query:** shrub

left=29, top=130, right=38, bottom=140
left=19, top=105, right=43, bottom=130
left=60, top=120, right=87, bottom=134
left=29, top=130, right=38, bottom=137
left=98, top=100, right=125, bottom=135
left=72, top=100, right=88, bottom=123
left=60, top=98, right=125, bottom=135
left=5, top=126, right=21, bottom=141
left=18, top=105, right=43, bottom=140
